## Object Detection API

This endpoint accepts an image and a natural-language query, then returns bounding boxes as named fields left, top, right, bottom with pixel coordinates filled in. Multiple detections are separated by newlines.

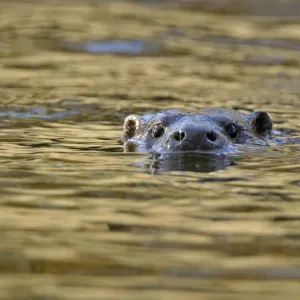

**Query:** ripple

left=59, top=39, right=166, bottom=56
left=0, top=108, right=78, bottom=122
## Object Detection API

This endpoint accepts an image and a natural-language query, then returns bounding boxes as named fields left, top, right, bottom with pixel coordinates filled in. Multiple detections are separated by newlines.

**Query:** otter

left=122, top=108, right=275, bottom=154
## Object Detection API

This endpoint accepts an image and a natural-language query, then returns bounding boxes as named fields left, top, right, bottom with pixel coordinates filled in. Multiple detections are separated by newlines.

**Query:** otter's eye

left=152, top=124, right=164, bottom=138
left=225, top=124, right=238, bottom=139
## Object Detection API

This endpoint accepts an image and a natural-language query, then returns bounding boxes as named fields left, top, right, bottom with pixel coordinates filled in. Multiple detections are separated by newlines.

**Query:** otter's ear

left=123, top=114, right=141, bottom=139
left=251, top=111, right=272, bottom=136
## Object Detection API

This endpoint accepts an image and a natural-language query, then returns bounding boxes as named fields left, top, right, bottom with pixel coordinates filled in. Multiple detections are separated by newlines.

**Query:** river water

left=0, top=1, right=300, bottom=299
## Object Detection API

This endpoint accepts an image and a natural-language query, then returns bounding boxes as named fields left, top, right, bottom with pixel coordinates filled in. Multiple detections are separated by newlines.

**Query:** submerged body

left=122, top=108, right=275, bottom=154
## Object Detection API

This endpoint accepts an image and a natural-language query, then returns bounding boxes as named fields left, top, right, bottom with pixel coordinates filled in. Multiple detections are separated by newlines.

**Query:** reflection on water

left=137, top=153, right=236, bottom=173
left=0, top=0, right=300, bottom=299
left=0, top=107, right=78, bottom=121
left=60, top=39, right=165, bottom=56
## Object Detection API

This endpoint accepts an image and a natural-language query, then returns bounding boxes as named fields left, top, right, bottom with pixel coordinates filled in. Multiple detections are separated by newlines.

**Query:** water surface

left=0, top=1, right=300, bottom=299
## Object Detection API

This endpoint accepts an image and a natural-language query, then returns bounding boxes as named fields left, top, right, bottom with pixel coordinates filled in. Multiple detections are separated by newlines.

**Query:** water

left=60, top=39, right=165, bottom=56
left=0, top=0, right=300, bottom=299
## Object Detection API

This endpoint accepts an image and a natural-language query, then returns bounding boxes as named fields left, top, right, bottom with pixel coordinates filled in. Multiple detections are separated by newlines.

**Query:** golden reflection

left=0, top=0, right=299, bottom=299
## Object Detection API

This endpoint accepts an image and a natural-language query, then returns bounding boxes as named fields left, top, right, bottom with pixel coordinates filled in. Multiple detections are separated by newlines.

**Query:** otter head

left=122, top=109, right=273, bottom=153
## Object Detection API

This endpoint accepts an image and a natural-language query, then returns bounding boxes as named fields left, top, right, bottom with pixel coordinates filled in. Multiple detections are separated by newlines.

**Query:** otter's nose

left=172, top=125, right=219, bottom=149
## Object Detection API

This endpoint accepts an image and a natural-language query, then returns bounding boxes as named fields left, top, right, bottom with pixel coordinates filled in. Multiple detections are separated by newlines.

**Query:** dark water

left=0, top=0, right=300, bottom=299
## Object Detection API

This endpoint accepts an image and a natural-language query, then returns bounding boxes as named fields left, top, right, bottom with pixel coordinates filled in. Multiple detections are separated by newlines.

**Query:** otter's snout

left=171, top=125, right=223, bottom=151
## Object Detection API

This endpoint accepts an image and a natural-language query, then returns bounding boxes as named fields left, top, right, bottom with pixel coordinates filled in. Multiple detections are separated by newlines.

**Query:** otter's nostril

left=206, top=131, right=217, bottom=142
left=174, top=131, right=185, bottom=142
